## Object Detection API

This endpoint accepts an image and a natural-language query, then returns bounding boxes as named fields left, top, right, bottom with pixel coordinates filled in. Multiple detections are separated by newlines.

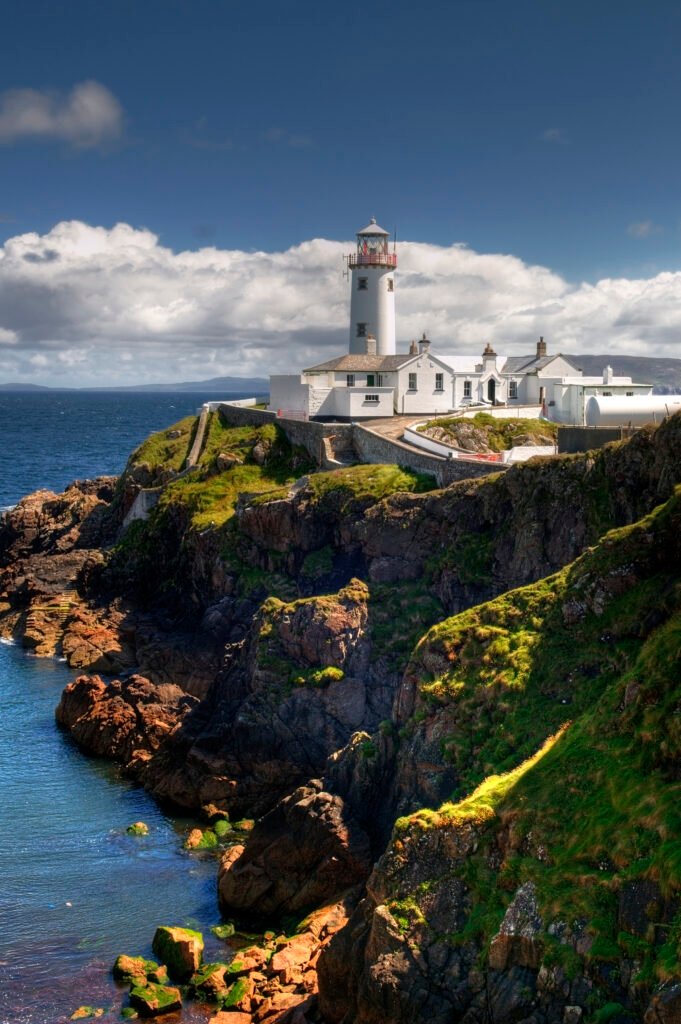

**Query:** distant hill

left=0, top=376, right=269, bottom=394
left=92, top=375, right=269, bottom=393
left=569, top=354, right=681, bottom=393
left=2, top=358, right=680, bottom=395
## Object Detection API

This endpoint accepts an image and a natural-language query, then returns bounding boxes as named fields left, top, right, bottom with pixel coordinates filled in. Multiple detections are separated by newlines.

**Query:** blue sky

left=1, top=0, right=681, bottom=384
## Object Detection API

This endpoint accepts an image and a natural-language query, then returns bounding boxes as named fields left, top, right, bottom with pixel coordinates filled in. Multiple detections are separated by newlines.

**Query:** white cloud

left=627, top=220, right=662, bottom=239
left=0, top=327, right=17, bottom=345
left=0, top=219, right=680, bottom=386
left=0, top=81, right=123, bottom=148
left=541, top=128, right=568, bottom=145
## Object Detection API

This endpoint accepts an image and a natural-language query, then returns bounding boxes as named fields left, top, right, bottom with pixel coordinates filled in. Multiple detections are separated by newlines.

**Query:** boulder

left=189, top=961, right=231, bottom=1001
left=128, top=982, right=182, bottom=1017
left=112, top=955, right=162, bottom=984
left=126, top=822, right=149, bottom=836
left=152, top=925, right=204, bottom=982
left=217, top=452, right=244, bottom=471
left=218, top=784, right=372, bottom=917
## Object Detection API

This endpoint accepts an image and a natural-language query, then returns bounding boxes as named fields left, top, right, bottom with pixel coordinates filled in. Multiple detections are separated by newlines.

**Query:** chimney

left=418, top=331, right=431, bottom=354
left=409, top=339, right=418, bottom=355
left=536, top=336, right=547, bottom=359
left=603, top=365, right=613, bottom=385
left=366, top=333, right=377, bottom=356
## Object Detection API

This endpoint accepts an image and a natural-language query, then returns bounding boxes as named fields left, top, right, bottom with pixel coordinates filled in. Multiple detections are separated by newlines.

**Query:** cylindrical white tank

left=348, top=218, right=396, bottom=356
left=585, top=395, right=681, bottom=427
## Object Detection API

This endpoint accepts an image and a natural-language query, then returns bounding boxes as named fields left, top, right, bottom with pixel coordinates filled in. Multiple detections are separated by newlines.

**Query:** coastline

left=3, top=404, right=681, bottom=1022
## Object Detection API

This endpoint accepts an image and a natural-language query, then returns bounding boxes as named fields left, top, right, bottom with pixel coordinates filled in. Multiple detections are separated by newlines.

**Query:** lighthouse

left=347, top=218, right=397, bottom=355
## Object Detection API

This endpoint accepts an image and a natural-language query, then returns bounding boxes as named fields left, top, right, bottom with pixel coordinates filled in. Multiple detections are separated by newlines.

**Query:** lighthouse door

left=487, top=379, right=496, bottom=404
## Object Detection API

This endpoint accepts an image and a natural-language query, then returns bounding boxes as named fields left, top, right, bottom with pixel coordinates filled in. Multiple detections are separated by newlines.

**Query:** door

left=487, top=378, right=496, bottom=404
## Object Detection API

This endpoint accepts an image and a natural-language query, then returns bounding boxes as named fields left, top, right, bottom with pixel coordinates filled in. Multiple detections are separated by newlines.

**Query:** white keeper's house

left=268, top=218, right=651, bottom=423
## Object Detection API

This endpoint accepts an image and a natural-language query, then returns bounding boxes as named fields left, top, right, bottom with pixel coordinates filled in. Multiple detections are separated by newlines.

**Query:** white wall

left=349, top=266, right=396, bottom=355
left=549, top=382, right=653, bottom=424
left=394, top=355, right=452, bottom=414
left=269, top=375, right=310, bottom=415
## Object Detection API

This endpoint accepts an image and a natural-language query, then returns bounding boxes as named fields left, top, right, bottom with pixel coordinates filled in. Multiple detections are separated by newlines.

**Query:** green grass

left=129, top=415, right=198, bottom=473
left=387, top=487, right=681, bottom=992
left=305, top=464, right=436, bottom=512
left=154, top=419, right=314, bottom=529
left=418, top=412, right=558, bottom=452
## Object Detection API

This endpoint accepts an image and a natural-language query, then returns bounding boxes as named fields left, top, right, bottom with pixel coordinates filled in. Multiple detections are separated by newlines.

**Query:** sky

left=1, top=0, right=681, bottom=386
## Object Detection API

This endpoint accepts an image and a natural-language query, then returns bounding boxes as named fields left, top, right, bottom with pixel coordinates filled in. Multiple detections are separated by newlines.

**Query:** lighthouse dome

left=357, top=217, right=390, bottom=236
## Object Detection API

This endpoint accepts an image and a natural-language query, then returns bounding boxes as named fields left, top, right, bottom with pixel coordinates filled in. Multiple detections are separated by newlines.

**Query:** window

left=435, top=373, right=444, bottom=392
left=626, top=391, right=634, bottom=396
left=346, top=374, right=355, bottom=387
left=387, top=278, right=394, bottom=292
left=509, top=380, right=518, bottom=399
left=367, top=374, right=375, bottom=386
left=463, top=380, right=472, bottom=399
left=602, top=391, right=612, bottom=397
left=364, top=394, right=379, bottom=403
left=356, top=322, right=367, bottom=337
left=408, top=372, right=417, bottom=391
left=377, top=373, right=384, bottom=387
left=358, top=277, right=368, bottom=291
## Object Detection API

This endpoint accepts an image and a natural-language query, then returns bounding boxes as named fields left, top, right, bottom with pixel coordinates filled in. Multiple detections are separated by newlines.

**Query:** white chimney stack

left=603, top=365, right=613, bottom=384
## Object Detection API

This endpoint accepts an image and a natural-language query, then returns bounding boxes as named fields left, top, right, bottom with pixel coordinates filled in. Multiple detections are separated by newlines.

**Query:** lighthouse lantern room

left=347, top=218, right=397, bottom=356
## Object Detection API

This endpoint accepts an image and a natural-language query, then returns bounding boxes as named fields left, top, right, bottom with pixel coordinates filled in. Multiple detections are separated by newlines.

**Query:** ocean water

left=0, top=392, right=248, bottom=1023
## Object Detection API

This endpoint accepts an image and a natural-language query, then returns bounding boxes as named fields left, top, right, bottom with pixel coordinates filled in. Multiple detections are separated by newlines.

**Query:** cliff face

left=318, top=487, right=681, bottom=1023
left=4, top=409, right=681, bottom=1023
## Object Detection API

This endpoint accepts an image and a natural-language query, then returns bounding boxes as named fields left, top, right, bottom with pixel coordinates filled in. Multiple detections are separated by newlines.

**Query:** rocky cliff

left=4, top=406, right=681, bottom=1023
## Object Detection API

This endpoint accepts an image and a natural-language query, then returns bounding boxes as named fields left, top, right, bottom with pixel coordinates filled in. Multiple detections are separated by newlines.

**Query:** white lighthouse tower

left=347, top=218, right=397, bottom=355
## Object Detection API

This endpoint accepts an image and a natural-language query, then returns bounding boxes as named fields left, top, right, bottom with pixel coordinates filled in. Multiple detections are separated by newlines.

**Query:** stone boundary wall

left=218, top=402, right=508, bottom=485
left=185, top=404, right=211, bottom=469
left=352, top=424, right=506, bottom=486
left=217, top=403, right=354, bottom=465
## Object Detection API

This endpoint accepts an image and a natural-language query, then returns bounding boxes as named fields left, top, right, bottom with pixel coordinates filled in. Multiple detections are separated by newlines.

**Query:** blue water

left=0, top=392, right=248, bottom=1023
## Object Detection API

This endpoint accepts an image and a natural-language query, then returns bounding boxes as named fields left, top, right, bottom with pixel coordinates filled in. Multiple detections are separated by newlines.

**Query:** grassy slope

left=419, top=412, right=559, bottom=452
left=113, top=412, right=440, bottom=609
left=394, top=487, right=681, bottom=990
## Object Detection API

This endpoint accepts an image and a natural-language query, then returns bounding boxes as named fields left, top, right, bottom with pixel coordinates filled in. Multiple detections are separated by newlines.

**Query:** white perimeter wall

left=269, top=375, right=310, bottom=414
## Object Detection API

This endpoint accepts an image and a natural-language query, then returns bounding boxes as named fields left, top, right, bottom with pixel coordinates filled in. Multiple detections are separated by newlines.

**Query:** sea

left=0, top=391, right=257, bottom=1024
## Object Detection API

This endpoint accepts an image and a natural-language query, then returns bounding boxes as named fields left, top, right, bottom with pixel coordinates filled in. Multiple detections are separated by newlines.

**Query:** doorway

left=487, top=378, right=496, bottom=404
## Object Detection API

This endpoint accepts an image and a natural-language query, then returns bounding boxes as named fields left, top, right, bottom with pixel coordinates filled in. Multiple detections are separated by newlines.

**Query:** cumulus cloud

left=0, top=81, right=124, bottom=148
left=0, top=219, right=680, bottom=386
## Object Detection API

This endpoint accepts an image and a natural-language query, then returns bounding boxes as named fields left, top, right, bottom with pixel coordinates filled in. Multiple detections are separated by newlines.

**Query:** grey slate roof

left=304, top=353, right=413, bottom=373
left=502, top=353, right=579, bottom=374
